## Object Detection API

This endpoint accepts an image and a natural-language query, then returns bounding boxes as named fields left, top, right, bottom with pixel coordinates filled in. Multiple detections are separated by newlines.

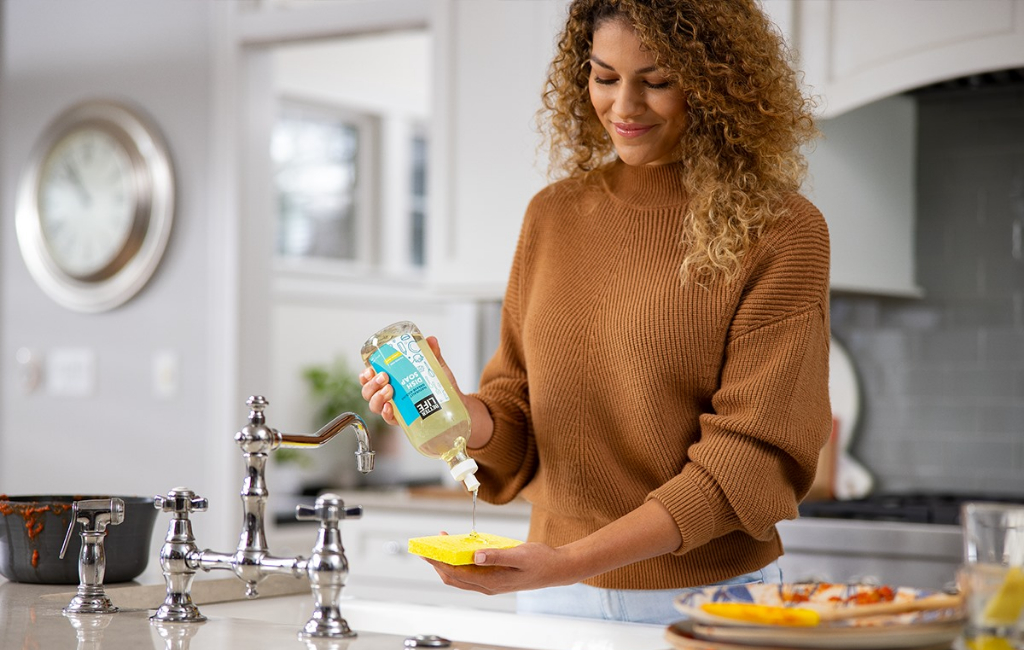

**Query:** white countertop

left=0, top=575, right=669, bottom=650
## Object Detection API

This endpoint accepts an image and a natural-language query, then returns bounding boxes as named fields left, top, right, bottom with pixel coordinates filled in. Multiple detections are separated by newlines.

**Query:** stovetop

left=798, top=492, right=1024, bottom=525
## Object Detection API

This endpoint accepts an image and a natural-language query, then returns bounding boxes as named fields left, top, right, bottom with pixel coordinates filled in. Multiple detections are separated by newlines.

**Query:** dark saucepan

left=0, top=495, right=157, bottom=584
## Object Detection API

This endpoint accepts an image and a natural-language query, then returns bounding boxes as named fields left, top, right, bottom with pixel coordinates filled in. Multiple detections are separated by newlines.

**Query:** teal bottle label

left=367, top=333, right=449, bottom=425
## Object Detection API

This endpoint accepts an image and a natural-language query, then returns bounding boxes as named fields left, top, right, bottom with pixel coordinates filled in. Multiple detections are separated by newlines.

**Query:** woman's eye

left=592, top=76, right=617, bottom=86
left=645, top=80, right=672, bottom=90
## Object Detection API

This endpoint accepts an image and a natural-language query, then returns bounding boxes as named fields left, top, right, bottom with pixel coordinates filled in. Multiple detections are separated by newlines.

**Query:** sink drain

left=405, top=634, right=452, bottom=648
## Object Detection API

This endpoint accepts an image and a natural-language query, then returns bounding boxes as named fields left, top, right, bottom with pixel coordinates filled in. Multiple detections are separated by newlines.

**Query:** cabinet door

left=429, top=0, right=569, bottom=295
left=795, top=0, right=1024, bottom=118
left=804, top=95, right=921, bottom=297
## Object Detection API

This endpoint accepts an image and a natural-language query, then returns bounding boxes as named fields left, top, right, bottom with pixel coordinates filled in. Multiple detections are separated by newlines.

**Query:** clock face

left=37, top=128, right=139, bottom=280
left=15, top=100, right=175, bottom=312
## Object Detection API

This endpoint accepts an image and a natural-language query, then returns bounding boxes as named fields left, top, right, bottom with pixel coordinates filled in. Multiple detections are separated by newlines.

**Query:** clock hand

left=62, top=159, right=91, bottom=207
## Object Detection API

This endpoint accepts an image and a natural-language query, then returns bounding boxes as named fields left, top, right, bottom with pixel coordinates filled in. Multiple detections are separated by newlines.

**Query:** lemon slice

left=983, top=566, right=1024, bottom=625
left=700, top=602, right=820, bottom=627
left=966, top=635, right=1016, bottom=650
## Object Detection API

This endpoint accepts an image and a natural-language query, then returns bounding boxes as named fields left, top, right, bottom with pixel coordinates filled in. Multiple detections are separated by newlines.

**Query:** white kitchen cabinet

left=790, top=0, right=1024, bottom=119
left=433, top=0, right=932, bottom=298
left=762, top=1, right=928, bottom=296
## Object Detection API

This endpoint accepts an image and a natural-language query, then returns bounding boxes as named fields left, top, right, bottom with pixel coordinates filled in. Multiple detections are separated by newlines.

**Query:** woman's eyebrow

left=589, top=55, right=658, bottom=75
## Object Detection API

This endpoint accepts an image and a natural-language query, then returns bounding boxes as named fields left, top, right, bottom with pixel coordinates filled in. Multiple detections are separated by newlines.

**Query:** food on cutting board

left=698, top=591, right=963, bottom=627
left=408, top=533, right=522, bottom=565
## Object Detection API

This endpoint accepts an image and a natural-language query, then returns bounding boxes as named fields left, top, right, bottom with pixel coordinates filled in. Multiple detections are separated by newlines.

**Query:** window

left=270, top=29, right=430, bottom=279
left=271, top=102, right=376, bottom=264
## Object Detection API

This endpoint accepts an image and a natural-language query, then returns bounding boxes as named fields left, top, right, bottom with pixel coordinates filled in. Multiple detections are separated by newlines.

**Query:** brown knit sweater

left=470, top=160, right=832, bottom=590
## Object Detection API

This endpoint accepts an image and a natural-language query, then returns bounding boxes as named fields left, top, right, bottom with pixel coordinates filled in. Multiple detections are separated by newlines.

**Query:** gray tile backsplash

left=829, top=83, right=1024, bottom=496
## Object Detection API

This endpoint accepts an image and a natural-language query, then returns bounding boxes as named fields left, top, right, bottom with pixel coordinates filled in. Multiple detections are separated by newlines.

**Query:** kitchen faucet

left=151, top=395, right=374, bottom=638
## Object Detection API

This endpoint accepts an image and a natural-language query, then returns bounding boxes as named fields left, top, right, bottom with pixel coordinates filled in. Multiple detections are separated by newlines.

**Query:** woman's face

left=588, top=18, right=688, bottom=167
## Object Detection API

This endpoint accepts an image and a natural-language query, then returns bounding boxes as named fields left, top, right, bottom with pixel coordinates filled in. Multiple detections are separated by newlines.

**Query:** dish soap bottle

left=361, top=321, right=480, bottom=492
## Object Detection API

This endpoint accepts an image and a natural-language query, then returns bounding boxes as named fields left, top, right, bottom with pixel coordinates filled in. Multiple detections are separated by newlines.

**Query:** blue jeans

left=515, top=561, right=783, bottom=625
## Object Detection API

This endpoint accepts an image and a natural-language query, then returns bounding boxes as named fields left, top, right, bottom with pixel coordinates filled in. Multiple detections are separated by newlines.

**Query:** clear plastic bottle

left=360, top=321, right=480, bottom=492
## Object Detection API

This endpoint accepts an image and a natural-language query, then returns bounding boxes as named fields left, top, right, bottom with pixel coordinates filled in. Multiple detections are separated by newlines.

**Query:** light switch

left=153, top=350, right=179, bottom=399
left=46, top=348, right=96, bottom=397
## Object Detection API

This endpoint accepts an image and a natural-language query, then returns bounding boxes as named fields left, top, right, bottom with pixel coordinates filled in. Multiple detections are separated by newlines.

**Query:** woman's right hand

left=359, top=366, right=399, bottom=426
left=359, top=335, right=459, bottom=427
left=360, top=335, right=495, bottom=447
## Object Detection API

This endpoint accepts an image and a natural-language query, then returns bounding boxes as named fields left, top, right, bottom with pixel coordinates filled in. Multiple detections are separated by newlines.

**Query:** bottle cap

left=449, top=458, right=480, bottom=492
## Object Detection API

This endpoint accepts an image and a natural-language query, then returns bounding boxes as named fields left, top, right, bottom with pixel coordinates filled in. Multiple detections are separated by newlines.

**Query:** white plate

left=830, top=335, right=873, bottom=499
left=666, top=619, right=960, bottom=650
left=672, top=583, right=965, bottom=650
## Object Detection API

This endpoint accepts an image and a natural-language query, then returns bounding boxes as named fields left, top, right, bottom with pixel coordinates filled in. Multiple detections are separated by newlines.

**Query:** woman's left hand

left=422, top=500, right=683, bottom=595
left=422, top=542, right=578, bottom=595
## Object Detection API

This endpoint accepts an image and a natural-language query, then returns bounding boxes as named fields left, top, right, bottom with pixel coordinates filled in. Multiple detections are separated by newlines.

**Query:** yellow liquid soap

left=361, top=321, right=480, bottom=492
left=471, top=488, right=478, bottom=538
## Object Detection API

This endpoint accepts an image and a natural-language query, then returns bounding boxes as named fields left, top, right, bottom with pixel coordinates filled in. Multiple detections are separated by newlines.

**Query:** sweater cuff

left=647, top=473, right=719, bottom=555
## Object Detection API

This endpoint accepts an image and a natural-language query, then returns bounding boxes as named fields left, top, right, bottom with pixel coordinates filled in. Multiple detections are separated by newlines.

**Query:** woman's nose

left=613, top=84, right=645, bottom=118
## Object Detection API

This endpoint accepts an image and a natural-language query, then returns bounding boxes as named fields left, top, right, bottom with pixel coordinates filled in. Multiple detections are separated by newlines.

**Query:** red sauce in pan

left=0, top=497, right=73, bottom=539
left=0, top=496, right=75, bottom=571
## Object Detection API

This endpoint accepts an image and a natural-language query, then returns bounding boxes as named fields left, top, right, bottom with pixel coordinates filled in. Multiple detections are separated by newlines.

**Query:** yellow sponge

left=407, top=532, right=522, bottom=565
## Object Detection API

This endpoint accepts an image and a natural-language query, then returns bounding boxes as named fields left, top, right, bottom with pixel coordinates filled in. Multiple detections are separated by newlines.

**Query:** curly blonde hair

left=540, top=0, right=819, bottom=283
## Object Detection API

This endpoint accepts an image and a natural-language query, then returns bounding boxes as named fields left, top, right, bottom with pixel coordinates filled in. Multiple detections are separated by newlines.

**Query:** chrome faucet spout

left=279, top=411, right=375, bottom=473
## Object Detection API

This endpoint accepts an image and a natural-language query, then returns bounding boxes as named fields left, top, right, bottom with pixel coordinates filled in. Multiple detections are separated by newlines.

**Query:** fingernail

left=375, top=372, right=387, bottom=385
left=474, top=551, right=486, bottom=564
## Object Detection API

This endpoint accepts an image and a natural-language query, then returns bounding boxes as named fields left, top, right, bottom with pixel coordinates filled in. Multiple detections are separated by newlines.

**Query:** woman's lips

left=613, top=122, right=655, bottom=138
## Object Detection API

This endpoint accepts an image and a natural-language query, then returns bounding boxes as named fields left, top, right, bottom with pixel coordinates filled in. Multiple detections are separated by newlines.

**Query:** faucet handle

left=295, top=493, right=360, bottom=639
left=155, top=487, right=209, bottom=516
left=295, top=493, right=362, bottom=524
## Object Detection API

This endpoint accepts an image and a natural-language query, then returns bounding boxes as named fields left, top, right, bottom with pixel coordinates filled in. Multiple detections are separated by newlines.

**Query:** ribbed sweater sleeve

left=648, top=199, right=832, bottom=554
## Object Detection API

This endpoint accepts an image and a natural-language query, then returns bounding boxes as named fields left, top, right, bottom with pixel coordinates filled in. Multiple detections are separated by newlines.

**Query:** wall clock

left=15, top=100, right=175, bottom=312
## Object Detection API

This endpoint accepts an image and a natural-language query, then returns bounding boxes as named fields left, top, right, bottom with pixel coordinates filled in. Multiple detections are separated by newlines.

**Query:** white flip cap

left=450, top=458, right=480, bottom=492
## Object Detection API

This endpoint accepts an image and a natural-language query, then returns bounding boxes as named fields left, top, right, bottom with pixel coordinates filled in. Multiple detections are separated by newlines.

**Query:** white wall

left=0, top=1, right=218, bottom=501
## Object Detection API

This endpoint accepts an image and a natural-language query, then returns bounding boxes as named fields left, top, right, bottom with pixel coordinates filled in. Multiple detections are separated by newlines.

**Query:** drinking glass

left=960, top=502, right=1024, bottom=646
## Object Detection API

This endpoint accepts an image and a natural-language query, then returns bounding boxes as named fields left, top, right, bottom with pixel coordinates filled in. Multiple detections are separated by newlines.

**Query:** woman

left=361, top=0, right=830, bottom=625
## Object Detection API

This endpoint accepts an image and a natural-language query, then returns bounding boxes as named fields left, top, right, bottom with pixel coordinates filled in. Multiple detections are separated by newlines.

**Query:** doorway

left=230, top=3, right=439, bottom=505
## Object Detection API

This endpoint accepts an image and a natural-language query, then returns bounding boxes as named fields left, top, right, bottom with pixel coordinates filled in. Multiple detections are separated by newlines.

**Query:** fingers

left=472, top=547, right=520, bottom=567
left=358, top=368, right=398, bottom=425
left=423, top=559, right=508, bottom=596
left=426, top=335, right=443, bottom=359
left=357, top=367, right=374, bottom=387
